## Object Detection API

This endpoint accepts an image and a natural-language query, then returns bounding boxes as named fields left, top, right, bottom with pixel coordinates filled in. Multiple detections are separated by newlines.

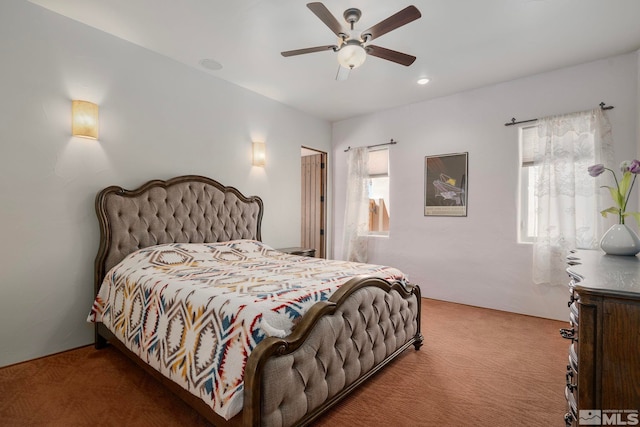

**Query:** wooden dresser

left=562, top=250, right=640, bottom=426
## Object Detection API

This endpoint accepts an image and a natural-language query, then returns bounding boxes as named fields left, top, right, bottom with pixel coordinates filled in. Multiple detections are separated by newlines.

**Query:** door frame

left=301, top=146, right=327, bottom=258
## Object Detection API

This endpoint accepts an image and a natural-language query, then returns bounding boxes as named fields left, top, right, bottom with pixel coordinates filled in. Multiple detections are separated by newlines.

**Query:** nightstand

left=276, top=247, right=316, bottom=257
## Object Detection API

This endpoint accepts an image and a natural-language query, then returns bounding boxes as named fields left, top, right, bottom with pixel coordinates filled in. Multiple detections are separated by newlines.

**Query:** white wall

left=332, top=53, right=639, bottom=321
left=638, top=51, right=640, bottom=159
left=0, top=1, right=331, bottom=367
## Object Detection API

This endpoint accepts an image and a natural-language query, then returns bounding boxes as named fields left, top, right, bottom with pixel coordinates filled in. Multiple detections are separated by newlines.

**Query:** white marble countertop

left=567, top=249, right=640, bottom=297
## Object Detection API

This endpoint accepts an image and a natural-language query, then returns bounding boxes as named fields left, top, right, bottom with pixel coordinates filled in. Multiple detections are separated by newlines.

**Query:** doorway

left=301, top=147, right=327, bottom=258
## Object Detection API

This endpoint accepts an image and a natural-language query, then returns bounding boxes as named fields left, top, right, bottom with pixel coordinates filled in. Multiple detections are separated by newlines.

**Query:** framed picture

left=424, top=152, right=468, bottom=216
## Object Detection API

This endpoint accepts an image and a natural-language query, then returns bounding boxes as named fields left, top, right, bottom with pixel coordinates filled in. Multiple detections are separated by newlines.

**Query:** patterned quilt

left=88, top=240, right=407, bottom=420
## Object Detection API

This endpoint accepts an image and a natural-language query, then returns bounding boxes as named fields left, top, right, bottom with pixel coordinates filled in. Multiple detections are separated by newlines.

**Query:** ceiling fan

left=281, top=2, right=422, bottom=80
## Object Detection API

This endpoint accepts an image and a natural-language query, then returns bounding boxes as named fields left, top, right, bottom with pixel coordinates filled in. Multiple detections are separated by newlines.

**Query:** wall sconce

left=72, top=100, right=99, bottom=139
left=253, top=141, right=266, bottom=166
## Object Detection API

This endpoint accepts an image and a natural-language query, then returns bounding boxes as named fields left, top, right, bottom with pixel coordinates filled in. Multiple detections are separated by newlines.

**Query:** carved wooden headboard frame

left=93, top=175, right=263, bottom=295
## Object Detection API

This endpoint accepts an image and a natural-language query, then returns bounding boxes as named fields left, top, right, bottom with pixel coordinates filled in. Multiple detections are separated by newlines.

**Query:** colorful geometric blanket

left=87, top=240, right=407, bottom=420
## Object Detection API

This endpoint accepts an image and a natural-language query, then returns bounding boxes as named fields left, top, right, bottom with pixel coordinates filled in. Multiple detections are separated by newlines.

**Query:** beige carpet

left=0, top=298, right=568, bottom=426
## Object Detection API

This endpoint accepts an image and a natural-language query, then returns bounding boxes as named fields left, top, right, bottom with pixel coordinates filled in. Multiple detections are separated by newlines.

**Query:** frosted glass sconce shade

left=72, top=100, right=99, bottom=139
left=253, top=142, right=266, bottom=166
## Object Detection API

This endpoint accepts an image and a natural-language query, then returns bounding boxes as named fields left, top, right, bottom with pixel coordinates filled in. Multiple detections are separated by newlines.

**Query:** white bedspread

left=88, top=240, right=407, bottom=420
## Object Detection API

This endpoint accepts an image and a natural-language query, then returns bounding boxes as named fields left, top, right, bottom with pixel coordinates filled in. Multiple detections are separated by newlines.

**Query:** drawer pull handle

left=565, top=367, right=574, bottom=383
left=560, top=328, right=576, bottom=340
left=565, top=412, right=574, bottom=426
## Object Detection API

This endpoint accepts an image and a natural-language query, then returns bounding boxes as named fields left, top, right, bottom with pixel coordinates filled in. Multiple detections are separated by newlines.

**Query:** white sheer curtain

left=532, top=108, right=613, bottom=285
left=343, top=147, right=369, bottom=262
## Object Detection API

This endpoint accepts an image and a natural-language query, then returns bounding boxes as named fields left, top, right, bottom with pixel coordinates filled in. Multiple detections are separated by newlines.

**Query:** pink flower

left=587, top=164, right=605, bottom=177
left=620, top=161, right=631, bottom=172
left=589, top=160, right=640, bottom=225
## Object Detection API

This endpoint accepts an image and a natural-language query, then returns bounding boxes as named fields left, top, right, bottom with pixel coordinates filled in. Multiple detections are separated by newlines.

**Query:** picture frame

left=424, top=152, right=468, bottom=216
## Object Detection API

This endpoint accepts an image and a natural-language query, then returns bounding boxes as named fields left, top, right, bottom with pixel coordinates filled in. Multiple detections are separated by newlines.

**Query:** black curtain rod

left=344, top=139, right=397, bottom=152
left=504, top=102, right=614, bottom=127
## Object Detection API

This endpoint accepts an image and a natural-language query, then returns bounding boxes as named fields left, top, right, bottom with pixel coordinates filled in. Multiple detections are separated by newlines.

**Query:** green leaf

left=623, top=211, right=640, bottom=227
left=619, top=171, right=632, bottom=201
left=606, top=185, right=624, bottom=208
left=600, top=207, right=620, bottom=217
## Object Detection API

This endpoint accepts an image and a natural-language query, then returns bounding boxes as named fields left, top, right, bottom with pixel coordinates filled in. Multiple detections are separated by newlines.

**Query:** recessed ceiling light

left=417, top=78, right=430, bottom=85
left=199, top=59, right=223, bottom=71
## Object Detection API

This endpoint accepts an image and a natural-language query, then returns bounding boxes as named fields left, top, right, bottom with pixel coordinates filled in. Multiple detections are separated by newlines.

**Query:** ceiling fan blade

left=307, top=2, right=346, bottom=37
left=366, top=45, right=416, bottom=66
left=335, top=65, right=350, bottom=81
left=281, top=45, right=337, bottom=57
left=361, top=5, right=421, bottom=42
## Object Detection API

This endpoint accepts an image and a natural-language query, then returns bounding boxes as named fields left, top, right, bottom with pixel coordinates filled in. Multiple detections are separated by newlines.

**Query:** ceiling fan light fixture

left=337, top=42, right=366, bottom=69
left=282, top=3, right=422, bottom=78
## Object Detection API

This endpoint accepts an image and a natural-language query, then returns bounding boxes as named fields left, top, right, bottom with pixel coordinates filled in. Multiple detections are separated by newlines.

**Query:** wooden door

left=301, top=151, right=326, bottom=258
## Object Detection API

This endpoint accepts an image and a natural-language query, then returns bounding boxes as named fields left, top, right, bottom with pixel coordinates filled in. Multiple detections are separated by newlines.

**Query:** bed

left=90, top=175, right=423, bottom=427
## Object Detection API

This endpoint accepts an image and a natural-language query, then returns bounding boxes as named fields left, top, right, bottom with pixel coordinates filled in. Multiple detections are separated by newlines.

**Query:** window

left=518, top=121, right=602, bottom=246
left=367, top=148, right=389, bottom=235
left=518, top=126, right=538, bottom=243
left=520, top=109, right=611, bottom=285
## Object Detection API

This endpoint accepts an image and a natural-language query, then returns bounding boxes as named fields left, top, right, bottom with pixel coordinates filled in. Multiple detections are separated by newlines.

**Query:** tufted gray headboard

left=94, top=175, right=263, bottom=292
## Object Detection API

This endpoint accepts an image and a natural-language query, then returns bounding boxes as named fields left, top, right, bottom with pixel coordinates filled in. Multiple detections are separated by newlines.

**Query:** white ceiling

left=28, top=0, right=640, bottom=122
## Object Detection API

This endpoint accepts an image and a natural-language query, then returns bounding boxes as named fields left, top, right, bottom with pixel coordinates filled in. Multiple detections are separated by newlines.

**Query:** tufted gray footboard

left=244, top=276, right=423, bottom=427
